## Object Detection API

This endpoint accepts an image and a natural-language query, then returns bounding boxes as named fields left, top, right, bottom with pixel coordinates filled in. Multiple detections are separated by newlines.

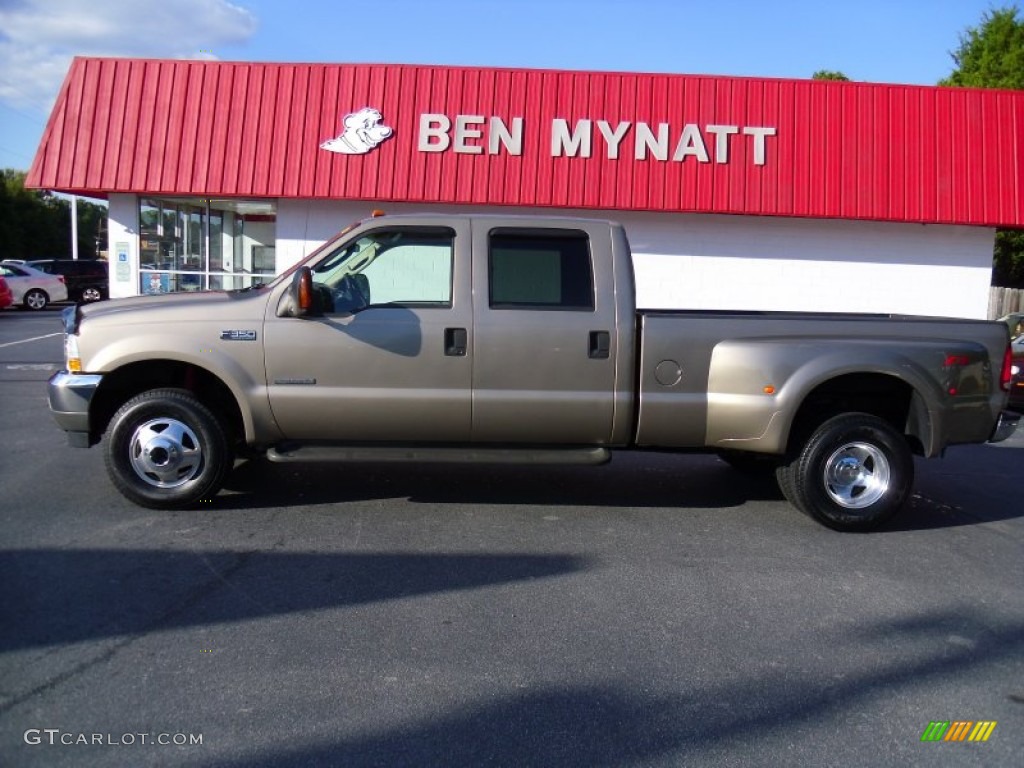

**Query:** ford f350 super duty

left=48, top=214, right=1020, bottom=531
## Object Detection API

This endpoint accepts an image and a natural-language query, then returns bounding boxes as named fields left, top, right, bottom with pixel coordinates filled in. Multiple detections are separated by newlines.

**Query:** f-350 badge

left=221, top=330, right=257, bottom=341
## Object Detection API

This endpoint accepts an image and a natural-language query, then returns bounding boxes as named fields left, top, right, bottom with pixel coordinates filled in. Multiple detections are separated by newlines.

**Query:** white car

left=0, top=262, right=69, bottom=310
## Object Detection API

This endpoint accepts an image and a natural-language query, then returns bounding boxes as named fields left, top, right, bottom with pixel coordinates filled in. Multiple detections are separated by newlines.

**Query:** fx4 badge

left=221, top=330, right=257, bottom=341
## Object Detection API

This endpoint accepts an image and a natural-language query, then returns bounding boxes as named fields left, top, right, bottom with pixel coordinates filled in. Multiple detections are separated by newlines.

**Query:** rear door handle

left=445, top=327, right=467, bottom=356
left=589, top=330, right=611, bottom=359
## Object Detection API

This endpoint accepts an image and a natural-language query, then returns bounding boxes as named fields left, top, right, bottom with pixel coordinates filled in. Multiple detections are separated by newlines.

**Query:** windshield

left=312, top=235, right=385, bottom=285
left=265, top=219, right=368, bottom=290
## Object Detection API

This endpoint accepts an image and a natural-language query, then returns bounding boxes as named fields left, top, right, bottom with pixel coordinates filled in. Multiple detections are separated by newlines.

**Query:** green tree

left=0, top=169, right=106, bottom=260
left=811, top=70, right=850, bottom=81
left=939, top=6, right=1024, bottom=88
left=940, top=6, right=1024, bottom=287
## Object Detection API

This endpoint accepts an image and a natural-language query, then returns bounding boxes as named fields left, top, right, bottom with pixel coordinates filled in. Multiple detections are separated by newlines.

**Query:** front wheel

left=104, top=389, right=232, bottom=509
left=24, top=289, right=48, bottom=310
left=776, top=413, right=914, bottom=532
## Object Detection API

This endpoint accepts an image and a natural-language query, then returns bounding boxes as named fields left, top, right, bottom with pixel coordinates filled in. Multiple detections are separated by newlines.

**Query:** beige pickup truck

left=48, top=214, right=1019, bottom=531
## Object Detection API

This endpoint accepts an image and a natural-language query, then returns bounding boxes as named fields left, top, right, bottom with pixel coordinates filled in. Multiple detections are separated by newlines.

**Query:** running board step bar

left=266, top=444, right=611, bottom=466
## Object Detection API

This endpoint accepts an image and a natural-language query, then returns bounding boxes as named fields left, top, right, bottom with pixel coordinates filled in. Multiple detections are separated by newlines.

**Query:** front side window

left=488, top=229, right=594, bottom=310
left=312, top=227, right=454, bottom=313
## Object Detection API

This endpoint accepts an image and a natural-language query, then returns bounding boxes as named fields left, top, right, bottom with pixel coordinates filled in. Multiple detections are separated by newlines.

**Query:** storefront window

left=138, top=198, right=276, bottom=294
left=209, top=210, right=223, bottom=274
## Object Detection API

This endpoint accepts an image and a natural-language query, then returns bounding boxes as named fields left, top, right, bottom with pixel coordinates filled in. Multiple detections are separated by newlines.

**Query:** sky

left=0, top=0, right=1011, bottom=173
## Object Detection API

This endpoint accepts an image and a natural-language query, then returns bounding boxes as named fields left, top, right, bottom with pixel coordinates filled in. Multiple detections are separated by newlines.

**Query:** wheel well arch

left=90, top=361, right=245, bottom=446
left=786, top=372, right=929, bottom=456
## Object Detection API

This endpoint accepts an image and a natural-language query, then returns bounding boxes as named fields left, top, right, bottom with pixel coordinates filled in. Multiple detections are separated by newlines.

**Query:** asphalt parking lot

left=0, top=307, right=1021, bottom=767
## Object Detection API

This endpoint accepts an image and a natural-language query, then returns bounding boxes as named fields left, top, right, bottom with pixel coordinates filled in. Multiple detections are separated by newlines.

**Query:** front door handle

left=445, top=327, right=467, bottom=356
left=589, top=330, right=611, bottom=359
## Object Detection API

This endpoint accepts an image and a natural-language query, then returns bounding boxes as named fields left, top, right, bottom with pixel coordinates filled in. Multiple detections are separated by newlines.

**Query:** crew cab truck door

left=470, top=221, right=618, bottom=444
left=263, top=221, right=473, bottom=441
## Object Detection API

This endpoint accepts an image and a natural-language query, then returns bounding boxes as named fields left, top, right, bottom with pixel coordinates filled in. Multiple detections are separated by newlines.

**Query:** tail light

left=1002, top=345, right=1013, bottom=392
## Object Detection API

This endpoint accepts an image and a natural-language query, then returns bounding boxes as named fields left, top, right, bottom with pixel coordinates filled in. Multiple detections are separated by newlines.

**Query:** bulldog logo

left=320, top=107, right=394, bottom=154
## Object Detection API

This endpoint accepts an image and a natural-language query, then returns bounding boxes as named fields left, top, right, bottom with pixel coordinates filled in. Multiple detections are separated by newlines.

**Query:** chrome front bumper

left=48, top=371, right=104, bottom=446
left=989, top=410, right=1021, bottom=443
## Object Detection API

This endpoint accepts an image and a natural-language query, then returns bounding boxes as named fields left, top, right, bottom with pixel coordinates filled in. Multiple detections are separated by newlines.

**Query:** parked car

left=0, top=262, right=69, bottom=310
left=1010, top=336, right=1024, bottom=412
left=0, top=276, right=12, bottom=309
left=25, top=259, right=108, bottom=303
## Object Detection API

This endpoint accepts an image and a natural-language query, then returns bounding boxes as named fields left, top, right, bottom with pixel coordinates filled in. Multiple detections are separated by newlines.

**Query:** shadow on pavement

left=218, top=452, right=785, bottom=512
left=214, top=447, right=1024, bottom=531
left=883, top=441, right=1024, bottom=531
left=0, top=549, right=589, bottom=653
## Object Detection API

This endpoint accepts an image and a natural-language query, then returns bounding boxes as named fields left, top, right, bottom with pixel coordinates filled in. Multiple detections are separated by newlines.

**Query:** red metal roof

left=26, top=57, right=1024, bottom=227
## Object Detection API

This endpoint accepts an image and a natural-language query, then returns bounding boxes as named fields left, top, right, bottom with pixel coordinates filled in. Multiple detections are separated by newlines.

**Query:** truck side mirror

left=278, top=267, right=325, bottom=318
left=295, top=267, right=315, bottom=315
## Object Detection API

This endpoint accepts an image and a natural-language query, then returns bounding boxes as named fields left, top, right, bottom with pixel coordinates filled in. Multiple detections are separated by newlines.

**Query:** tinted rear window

left=488, top=229, right=594, bottom=311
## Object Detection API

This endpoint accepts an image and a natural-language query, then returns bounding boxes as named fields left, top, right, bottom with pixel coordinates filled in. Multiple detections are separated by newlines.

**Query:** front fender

left=84, top=335, right=276, bottom=445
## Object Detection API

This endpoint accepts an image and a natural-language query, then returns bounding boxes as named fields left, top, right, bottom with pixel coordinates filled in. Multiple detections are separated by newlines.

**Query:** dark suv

left=26, top=259, right=108, bottom=302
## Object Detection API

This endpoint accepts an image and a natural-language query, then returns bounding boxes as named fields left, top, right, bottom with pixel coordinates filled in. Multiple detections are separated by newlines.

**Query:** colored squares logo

left=921, top=721, right=997, bottom=742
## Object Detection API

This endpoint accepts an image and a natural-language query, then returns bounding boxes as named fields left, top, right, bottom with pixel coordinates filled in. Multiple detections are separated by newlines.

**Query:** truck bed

left=634, top=310, right=1009, bottom=454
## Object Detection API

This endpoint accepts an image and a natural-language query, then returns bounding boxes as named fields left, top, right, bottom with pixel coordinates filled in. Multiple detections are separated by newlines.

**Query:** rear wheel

left=80, top=285, right=103, bottom=302
left=24, top=289, right=48, bottom=310
left=104, top=389, right=232, bottom=509
left=777, top=413, right=913, bottom=532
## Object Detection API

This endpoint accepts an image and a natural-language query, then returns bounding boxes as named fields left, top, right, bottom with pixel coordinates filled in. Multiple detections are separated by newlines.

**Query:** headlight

left=65, top=334, right=82, bottom=372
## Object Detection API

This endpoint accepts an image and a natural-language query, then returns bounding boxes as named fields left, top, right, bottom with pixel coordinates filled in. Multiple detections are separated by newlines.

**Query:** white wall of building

left=277, top=199, right=996, bottom=319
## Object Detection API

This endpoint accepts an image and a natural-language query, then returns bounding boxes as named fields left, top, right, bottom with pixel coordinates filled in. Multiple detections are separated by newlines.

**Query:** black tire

left=778, top=413, right=914, bottom=532
left=23, top=288, right=48, bottom=311
left=104, top=389, right=232, bottom=509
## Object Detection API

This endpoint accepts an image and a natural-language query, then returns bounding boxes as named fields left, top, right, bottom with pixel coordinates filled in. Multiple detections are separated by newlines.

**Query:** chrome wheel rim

left=129, top=418, right=203, bottom=488
left=822, top=441, right=891, bottom=509
left=26, top=291, right=46, bottom=310
left=82, top=287, right=101, bottom=302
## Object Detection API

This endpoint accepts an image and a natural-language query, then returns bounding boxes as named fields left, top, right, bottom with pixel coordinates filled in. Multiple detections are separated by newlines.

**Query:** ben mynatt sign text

left=417, top=114, right=777, bottom=165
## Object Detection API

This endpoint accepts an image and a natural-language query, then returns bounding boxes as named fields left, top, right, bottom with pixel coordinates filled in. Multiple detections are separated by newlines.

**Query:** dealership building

left=26, top=57, right=1024, bottom=317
